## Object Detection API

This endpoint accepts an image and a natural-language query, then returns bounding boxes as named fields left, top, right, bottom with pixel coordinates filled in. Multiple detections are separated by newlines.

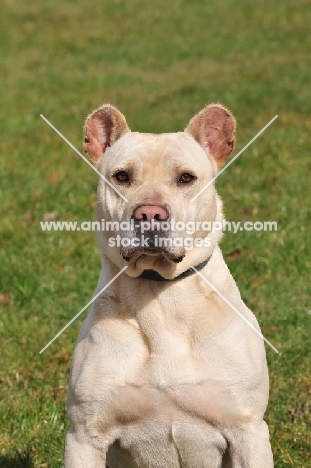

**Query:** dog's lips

left=141, top=248, right=185, bottom=263
left=114, top=224, right=186, bottom=264
left=122, top=247, right=164, bottom=259
left=121, top=245, right=185, bottom=264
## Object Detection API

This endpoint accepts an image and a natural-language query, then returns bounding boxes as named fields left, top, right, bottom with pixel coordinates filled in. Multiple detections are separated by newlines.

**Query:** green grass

left=0, top=0, right=310, bottom=466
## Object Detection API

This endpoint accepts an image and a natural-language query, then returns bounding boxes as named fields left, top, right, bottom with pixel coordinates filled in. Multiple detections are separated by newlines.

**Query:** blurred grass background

left=0, top=0, right=310, bottom=466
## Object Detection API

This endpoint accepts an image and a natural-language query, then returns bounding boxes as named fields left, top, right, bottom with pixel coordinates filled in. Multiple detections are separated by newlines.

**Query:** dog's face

left=84, top=104, right=236, bottom=279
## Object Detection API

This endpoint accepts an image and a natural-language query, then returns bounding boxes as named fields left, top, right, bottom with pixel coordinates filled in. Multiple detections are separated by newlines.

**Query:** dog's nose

left=133, top=204, right=169, bottom=222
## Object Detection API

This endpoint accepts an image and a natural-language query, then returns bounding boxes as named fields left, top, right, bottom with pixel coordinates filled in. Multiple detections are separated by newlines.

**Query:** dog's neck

left=138, top=255, right=212, bottom=281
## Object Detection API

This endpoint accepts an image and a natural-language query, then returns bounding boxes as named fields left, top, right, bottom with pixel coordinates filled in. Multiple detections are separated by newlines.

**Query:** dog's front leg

left=64, top=428, right=108, bottom=468
left=230, top=420, right=273, bottom=467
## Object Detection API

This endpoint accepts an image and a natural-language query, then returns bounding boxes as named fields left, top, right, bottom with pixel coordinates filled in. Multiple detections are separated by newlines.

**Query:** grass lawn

left=0, top=0, right=310, bottom=466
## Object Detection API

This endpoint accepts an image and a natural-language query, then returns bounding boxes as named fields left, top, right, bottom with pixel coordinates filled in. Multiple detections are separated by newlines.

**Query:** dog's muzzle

left=119, top=204, right=186, bottom=263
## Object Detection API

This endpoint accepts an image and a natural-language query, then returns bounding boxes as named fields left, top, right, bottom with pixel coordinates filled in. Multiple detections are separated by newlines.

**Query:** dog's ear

left=184, top=104, right=236, bottom=167
left=83, top=104, right=130, bottom=164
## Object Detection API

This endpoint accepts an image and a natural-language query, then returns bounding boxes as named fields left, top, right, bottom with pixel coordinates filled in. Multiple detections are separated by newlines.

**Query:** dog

left=64, top=103, right=273, bottom=467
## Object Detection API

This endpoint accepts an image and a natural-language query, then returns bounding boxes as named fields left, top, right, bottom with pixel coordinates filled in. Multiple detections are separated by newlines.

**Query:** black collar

left=138, top=255, right=212, bottom=282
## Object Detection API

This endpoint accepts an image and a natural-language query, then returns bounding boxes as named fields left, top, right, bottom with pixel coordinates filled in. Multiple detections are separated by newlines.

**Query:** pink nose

left=133, top=204, right=169, bottom=222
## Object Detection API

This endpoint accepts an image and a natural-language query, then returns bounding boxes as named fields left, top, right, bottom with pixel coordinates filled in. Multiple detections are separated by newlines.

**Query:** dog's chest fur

left=68, top=275, right=263, bottom=466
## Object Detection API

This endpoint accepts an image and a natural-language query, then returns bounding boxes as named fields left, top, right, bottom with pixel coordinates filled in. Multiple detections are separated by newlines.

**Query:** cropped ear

left=184, top=103, right=236, bottom=167
left=83, top=104, right=130, bottom=164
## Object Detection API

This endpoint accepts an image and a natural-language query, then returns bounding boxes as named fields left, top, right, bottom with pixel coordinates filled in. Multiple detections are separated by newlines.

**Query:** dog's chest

left=94, top=327, right=233, bottom=468
left=75, top=301, right=246, bottom=429
left=69, top=291, right=262, bottom=468
left=109, top=341, right=244, bottom=430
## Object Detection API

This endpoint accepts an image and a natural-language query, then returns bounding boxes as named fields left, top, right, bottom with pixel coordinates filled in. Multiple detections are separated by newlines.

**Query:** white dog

left=64, top=103, right=274, bottom=467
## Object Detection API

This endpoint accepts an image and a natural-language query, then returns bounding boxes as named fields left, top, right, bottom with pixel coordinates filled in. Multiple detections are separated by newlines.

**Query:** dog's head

left=84, top=104, right=236, bottom=279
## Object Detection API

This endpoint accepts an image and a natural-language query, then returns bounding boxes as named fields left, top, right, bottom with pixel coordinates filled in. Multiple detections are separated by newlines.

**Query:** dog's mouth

left=121, top=245, right=185, bottom=264
left=118, top=229, right=186, bottom=264
left=123, top=252, right=185, bottom=263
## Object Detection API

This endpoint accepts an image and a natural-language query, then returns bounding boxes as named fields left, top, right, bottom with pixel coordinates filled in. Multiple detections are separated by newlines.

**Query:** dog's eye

left=179, top=173, right=196, bottom=184
left=114, top=171, right=130, bottom=183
